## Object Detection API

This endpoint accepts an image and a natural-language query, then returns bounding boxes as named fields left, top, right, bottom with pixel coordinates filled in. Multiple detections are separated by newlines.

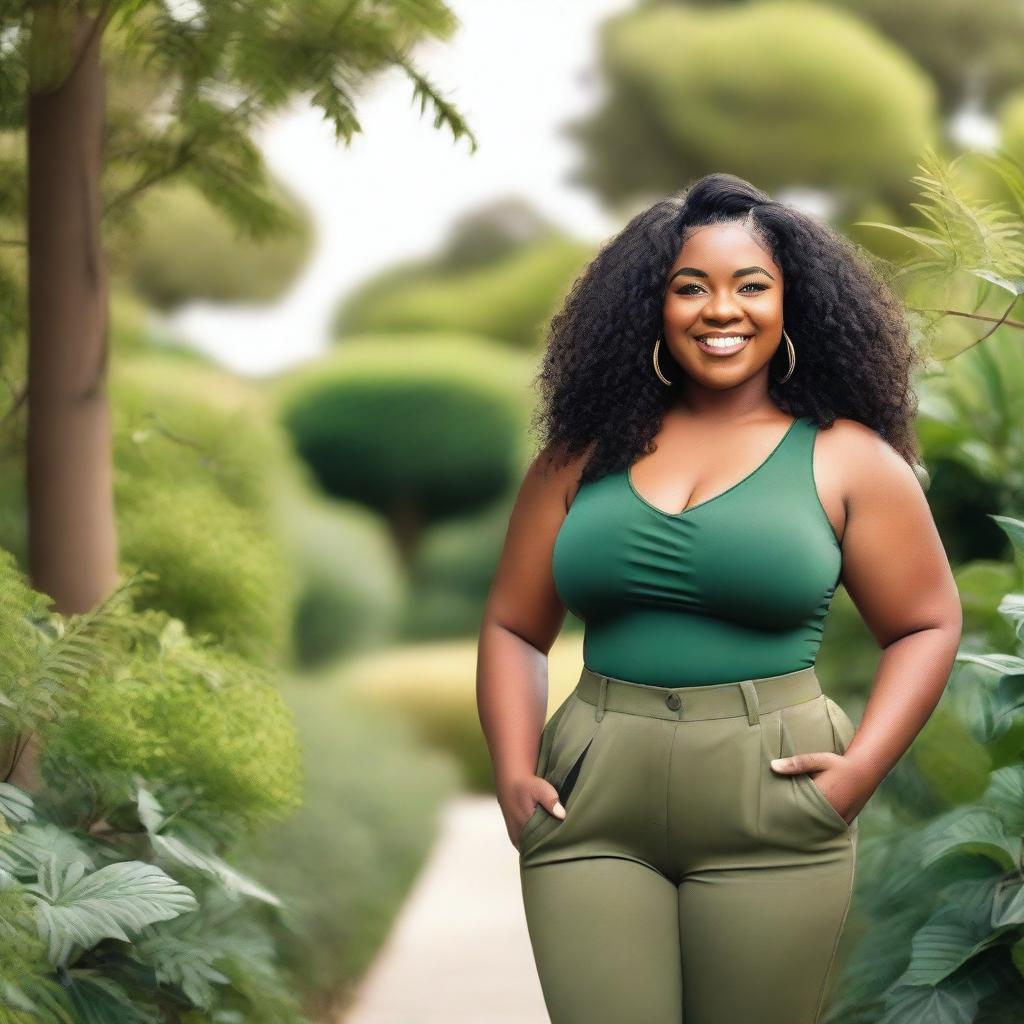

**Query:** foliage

left=570, top=0, right=936, bottom=209
left=236, top=677, right=460, bottom=1017
left=915, top=331, right=1024, bottom=503
left=117, top=482, right=296, bottom=668
left=0, top=548, right=306, bottom=1023
left=273, top=334, right=534, bottom=559
left=826, top=0, right=1024, bottom=117
left=109, top=178, right=313, bottom=311
left=111, top=355, right=298, bottom=664
left=824, top=515, right=1024, bottom=1023
left=0, top=0, right=476, bottom=400
left=276, top=475, right=405, bottom=670
left=333, top=230, right=594, bottom=350
left=402, top=493, right=524, bottom=640
left=855, top=146, right=1024, bottom=362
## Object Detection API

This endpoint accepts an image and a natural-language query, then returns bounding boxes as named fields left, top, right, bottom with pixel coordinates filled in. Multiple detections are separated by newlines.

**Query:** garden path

left=339, top=793, right=548, bottom=1023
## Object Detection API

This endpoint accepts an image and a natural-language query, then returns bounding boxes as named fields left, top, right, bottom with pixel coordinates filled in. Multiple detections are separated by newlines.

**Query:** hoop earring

left=775, top=328, right=796, bottom=383
left=653, top=337, right=673, bottom=386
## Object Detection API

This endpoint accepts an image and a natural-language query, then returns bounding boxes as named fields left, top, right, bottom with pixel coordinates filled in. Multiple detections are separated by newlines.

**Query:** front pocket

left=516, top=802, right=548, bottom=849
left=759, top=698, right=852, bottom=842
left=518, top=699, right=604, bottom=857
left=781, top=713, right=851, bottom=832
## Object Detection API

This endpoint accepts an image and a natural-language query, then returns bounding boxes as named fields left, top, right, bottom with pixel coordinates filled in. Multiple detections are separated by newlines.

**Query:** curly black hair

left=530, top=173, right=923, bottom=485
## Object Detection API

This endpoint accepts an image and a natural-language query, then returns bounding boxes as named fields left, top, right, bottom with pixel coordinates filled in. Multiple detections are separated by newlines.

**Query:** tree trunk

left=12, top=7, right=116, bottom=791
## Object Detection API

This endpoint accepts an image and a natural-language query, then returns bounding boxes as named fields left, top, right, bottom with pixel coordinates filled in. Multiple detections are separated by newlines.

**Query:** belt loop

left=739, top=680, right=760, bottom=726
left=596, top=677, right=608, bottom=722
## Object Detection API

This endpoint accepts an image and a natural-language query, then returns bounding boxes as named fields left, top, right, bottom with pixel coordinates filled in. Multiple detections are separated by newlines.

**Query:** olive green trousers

left=518, top=665, right=858, bottom=1024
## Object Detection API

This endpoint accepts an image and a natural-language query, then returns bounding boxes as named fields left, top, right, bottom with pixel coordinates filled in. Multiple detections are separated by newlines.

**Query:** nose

left=700, top=288, right=743, bottom=325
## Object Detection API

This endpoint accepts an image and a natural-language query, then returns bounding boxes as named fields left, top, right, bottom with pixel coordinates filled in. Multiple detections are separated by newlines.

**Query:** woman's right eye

left=675, top=283, right=768, bottom=296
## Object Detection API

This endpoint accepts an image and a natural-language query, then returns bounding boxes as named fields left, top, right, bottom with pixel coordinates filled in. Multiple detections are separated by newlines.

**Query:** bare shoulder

left=524, top=439, right=593, bottom=513
left=819, top=417, right=923, bottom=500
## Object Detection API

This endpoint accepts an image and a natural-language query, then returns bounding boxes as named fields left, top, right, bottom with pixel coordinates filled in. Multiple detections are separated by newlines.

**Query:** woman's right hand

left=500, top=774, right=566, bottom=849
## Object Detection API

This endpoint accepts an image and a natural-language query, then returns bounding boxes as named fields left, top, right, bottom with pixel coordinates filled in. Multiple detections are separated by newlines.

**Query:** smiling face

left=661, top=221, right=785, bottom=391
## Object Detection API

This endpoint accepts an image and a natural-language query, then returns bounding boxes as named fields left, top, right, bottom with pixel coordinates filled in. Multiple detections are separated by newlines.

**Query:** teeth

left=698, top=335, right=749, bottom=348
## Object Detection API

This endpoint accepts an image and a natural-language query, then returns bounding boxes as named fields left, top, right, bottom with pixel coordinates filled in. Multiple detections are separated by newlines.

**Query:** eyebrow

left=669, top=266, right=775, bottom=282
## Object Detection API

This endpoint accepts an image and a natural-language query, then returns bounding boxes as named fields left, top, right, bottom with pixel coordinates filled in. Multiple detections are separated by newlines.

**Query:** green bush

left=43, top=613, right=303, bottom=832
left=332, top=234, right=594, bottom=350
left=111, top=355, right=298, bottom=663
left=824, top=514, right=1024, bottom=1023
left=573, top=0, right=936, bottom=205
left=236, top=675, right=460, bottom=1017
left=110, top=179, right=314, bottom=311
left=273, top=334, right=534, bottom=559
left=278, top=474, right=406, bottom=669
left=0, top=551, right=307, bottom=1023
left=402, top=494, right=518, bottom=640
left=118, top=481, right=296, bottom=666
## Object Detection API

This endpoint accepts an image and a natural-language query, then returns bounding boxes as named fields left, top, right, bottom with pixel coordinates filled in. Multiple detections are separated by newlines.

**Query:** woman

left=476, top=174, right=963, bottom=1024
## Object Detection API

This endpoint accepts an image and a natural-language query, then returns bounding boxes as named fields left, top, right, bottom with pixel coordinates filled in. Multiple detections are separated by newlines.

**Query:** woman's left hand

left=770, top=751, right=875, bottom=824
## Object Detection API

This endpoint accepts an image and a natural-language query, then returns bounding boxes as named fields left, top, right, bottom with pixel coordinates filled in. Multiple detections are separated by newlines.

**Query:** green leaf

left=0, top=822, right=93, bottom=879
left=954, top=651, right=1024, bottom=676
left=921, top=806, right=1023, bottom=870
left=968, top=270, right=1024, bottom=296
left=62, top=971, right=161, bottom=1024
left=981, top=767, right=1024, bottom=835
left=0, top=782, right=35, bottom=825
left=150, top=833, right=281, bottom=907
left=23, top=855, right=197, bottom=966
left=879, top=980, right=979, bottom=1024
left=132, top=928, right=230, bottom=1009
left=911, top=705, right=992, bottom=805
left=894, top=905, right=1005, bottom=987
left=135, top=784, right=281, bottom=906
left=992, top=515, right=1024, bottom=561
left=1012, top=936, right=1024, bottom=978
left=995, top=594, right=1024, bottom=640
left=991, top=875, right=1024, bottom=927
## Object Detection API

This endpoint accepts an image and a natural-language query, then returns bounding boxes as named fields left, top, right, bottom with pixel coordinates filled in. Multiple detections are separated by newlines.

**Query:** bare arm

left=477, top=443, right=584, bottom=846
left=836, top=423, right=963, bottom=786
left=772, top=420, right=964, bottom=819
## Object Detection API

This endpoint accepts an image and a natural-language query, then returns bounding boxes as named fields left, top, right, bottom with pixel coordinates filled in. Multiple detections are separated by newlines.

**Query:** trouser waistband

left=575, top=665, right=822, bottom=724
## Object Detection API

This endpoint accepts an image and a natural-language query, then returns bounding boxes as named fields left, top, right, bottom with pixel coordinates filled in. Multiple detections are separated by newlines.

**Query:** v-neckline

left=626, top=417, right=802, bottom=519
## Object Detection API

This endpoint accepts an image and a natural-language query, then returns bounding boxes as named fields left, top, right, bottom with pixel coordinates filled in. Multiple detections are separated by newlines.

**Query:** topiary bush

left=332, top=234, right=594, bottom=350
left=110, top=179, right=313, bottom=311
left=273, top=334, right=534, bottom=562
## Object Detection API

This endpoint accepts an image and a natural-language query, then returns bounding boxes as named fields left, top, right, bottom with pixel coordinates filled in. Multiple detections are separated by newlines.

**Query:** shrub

left=0, top=550, right=307, bottom=1022
left=825, top=514, right=1024, bottom=1023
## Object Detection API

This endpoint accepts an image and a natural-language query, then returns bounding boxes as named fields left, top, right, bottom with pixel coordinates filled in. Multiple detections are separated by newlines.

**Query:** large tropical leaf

left=23, top=856, right=197, bottom=966
left=0, top=782, right=34, bottom=826
left=921, top=807, right=1023, bottom=870
left=136, top=784, right=281, bottom=906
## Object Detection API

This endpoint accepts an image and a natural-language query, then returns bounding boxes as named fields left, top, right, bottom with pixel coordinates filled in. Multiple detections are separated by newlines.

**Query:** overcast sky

left=160, top=0, right=634, bottom=377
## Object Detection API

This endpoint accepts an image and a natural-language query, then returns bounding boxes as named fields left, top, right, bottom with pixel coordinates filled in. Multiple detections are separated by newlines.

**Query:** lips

left=693, top=333, right=753, bottom=355
left=695, top=333, right=754, bottom=340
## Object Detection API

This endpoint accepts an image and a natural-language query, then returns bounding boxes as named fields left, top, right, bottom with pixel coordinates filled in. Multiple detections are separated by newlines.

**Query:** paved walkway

left=338, top=793, right=548, bottom=1024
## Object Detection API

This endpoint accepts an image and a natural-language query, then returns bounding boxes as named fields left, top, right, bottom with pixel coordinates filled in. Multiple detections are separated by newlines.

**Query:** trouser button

left=665, top=692, right=681, bottom=710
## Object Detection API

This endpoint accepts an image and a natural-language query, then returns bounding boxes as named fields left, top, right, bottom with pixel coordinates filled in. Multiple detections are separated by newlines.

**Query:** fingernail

left=770, top=759, right=786, bottom=770
left=553, top=801, right=566, bottom=818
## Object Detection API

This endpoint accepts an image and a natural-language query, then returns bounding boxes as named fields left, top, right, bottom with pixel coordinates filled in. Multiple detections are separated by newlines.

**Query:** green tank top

left=551, top=415, right=842, bottom=686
